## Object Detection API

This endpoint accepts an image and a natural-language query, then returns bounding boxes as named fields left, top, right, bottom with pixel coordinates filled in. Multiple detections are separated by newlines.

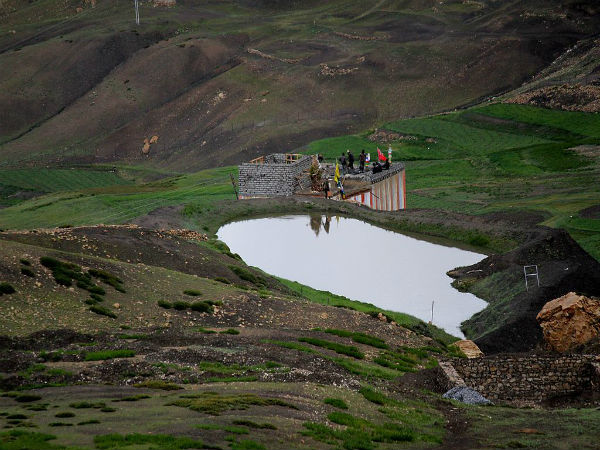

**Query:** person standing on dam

left=347, top=150, right=355, bottom=173
left=339, top=152, right=347, bottom=175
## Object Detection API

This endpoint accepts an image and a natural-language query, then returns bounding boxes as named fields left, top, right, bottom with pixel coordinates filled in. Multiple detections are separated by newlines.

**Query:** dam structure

left=238, top=153, right=406, bottom=211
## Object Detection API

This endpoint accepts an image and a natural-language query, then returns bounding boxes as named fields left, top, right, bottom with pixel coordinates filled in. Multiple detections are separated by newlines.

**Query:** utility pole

left=134, top=0, right=140, bottom=25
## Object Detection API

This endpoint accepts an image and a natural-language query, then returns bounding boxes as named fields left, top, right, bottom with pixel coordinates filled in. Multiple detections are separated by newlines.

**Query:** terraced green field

left=1, top=104, right=599, bottom=260
left=0, top=169, right=132, bottom=192
left=0, top=167, right=235, bottom=229
left=304, top=104, right=600, bottom=259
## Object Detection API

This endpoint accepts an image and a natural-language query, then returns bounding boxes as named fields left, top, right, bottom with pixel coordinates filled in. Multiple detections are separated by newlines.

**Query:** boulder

left=536, top=292, right=600, bottom=352
left=455, top=340, right=484, bottom=358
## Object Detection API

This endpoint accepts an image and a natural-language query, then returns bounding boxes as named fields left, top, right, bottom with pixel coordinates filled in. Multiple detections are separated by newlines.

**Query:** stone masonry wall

left=451, top=354, right=598, bottom=402
left=239, top=155, right=311, bottom=197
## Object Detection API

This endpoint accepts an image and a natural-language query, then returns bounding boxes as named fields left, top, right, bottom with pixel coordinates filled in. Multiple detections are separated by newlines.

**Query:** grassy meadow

left=1, top=103, right=599, bottom=261
left=305, top=104, right=600, bottom=259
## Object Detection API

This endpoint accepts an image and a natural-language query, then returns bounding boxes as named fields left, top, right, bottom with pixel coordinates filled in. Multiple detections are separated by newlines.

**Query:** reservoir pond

left=218, top=215, right=487, bottom=337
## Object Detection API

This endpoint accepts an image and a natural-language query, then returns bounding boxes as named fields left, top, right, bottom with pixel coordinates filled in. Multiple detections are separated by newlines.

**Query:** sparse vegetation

left=196, top=327, right=217, bottom=334
left=77, top=419, right=100, bottom=425
left=134, top=380, right=182, bottom=391
left=89, top=305, right=117, bottom=319
left=84, top=350, right=135, bottom=361
left=231, top=440, right=265, bottom=450
left=168, top=392, right=296, bottom=416
left=190, top=301, right=213, bottom=313
left=323, top=398, right=348, bottom=409
left=0, top=430, right=65, bottom=449
left=20, top=267, right=34, bottom=277
left=298, top=337, right=364, bottom=359
left=214, top=277, right=231, bottom=284
left=229, top=266, right=265, bottom=286
left=173, top=301, right=191, bottom=311
left=0, top=283, right=15, bottom=295
left=13, top=394, right=42, bottom=403
left=197, top=423, right=249, bottom=434
left=49, top=421, right=73, bottom=427
left=113, top=394, right=150, bottom=402
left=88, top=269, right=126, bottom=293
left=157, top=300, right=172, bottom=309
left=220, top=328, right=239, bottom=335
left=183, top=289, right=202, bottom=296
left=323, top=329, right=388, bottom=349
left=118, top=334, right=147, bottom=340
left=359, top=386, right=393, bottom=406
left=94, top=433, right=209, bottom=450
left=232, top=420, right=277, bottom=430
left=70, top=401, right=106, bottom=409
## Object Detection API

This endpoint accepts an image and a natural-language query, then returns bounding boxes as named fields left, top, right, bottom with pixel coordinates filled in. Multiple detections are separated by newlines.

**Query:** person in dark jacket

left=359, top=150, right=366, bottom=173
left=372, top=161, right=382, bottom=174
left=347, top=150, right=354, bottom=173
left=323, top=178, right=329, bottom=199
left=339, top=153, right=347, bottom=174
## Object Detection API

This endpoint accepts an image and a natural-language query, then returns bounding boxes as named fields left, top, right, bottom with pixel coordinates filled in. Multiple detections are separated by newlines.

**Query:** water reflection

left=218, top=215, right=487, bottom=337
left=309, top=214, right=332, bottom=236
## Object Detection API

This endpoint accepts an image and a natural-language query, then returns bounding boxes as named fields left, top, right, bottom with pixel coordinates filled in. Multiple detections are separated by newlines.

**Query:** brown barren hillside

left=2, top=0, right=600, bottom=170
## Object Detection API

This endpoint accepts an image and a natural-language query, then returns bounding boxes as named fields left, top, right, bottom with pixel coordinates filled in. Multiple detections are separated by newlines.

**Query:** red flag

left=377, top=148, right=387, bottom=162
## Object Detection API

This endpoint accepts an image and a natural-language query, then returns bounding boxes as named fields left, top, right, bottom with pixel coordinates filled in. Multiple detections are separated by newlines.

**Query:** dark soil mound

left=0, top=329, right=93, bottom=351
left=455, top=228, right=600, bottom=353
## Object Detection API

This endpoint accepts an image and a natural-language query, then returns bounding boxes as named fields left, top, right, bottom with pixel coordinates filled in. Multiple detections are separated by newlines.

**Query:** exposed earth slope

left=2, top=0, right=600, bottom=170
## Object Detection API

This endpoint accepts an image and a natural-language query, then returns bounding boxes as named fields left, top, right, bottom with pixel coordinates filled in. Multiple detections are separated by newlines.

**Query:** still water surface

left=218, top=215, right=486, bottom=337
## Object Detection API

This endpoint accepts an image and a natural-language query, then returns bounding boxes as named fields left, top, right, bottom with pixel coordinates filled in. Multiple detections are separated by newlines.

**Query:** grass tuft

left=134, top=380, right=182, bottom=391
left=89, top=305, right=117, bottom=319
left=157, top=300, right=172, bottom=309
left=220, top=328, right=239, bottom=335
left=0, top=283, right=16, bottom=295
left=298, top=337, right=364, bottom=359
left=20, top=267, right=35, bottom=277
left=324, top=329, right=388, bottom=349
left=183, top=289, right=202, bottom=296
left=94, top=433, right=210, bottom=449
left=324, top=398, right=348, bottom=409
left=84, top=350, right=135, bottom=361
left=168, top=392, right=296, bottom=416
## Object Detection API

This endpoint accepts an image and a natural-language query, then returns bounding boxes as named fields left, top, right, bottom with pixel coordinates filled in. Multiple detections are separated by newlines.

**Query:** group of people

left=321, top=148, right=392, bottom=199
left=337, top=149, right=362, bottom=174
left=335, top=149, right=390, bottom=175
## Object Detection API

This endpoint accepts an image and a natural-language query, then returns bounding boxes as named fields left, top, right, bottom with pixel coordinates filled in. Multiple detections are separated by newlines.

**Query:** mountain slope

left=2, top=0, right=600, bottom=170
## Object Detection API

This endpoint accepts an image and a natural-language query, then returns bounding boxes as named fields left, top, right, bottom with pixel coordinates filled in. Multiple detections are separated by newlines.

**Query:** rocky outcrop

left=457, top=227, right=600, bottom=354
left=455, top=340, right=484, bottom=358
left=537, top=292, right=600, bottom=352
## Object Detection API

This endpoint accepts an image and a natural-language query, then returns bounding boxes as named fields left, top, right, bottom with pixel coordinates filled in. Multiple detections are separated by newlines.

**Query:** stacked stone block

left=239, top=154, right=312, bottom=197
left=450, top=354, right=598, bottom=402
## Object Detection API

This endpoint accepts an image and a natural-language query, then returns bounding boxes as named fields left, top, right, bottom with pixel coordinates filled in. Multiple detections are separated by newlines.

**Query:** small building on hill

left=238, top=153, right=312, bottom=198
left=238, top=153, right=406, bottom=211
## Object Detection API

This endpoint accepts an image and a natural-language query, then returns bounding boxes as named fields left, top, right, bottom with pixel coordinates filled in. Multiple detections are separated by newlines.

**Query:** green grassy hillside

left=1, top=104, right=599, bottom=260
left=305, top=104, right=600, bottom=259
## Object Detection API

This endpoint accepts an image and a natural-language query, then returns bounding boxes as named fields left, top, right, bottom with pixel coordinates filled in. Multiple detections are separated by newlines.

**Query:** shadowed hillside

left=2, top=0, right=600, bottom=170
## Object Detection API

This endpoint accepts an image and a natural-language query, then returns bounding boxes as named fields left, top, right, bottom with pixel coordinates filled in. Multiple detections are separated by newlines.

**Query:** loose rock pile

left=442, top=386, right=492, bottom=405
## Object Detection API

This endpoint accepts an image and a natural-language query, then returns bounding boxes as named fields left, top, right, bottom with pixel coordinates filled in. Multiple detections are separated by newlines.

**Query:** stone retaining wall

left=450, top=354, right=598, bottom=402
left=239, top=154, right=311, bottom=197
